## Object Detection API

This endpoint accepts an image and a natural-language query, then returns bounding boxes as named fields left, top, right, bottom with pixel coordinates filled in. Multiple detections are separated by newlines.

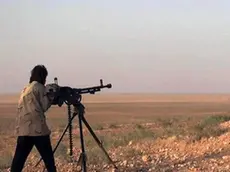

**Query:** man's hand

left=45, top=83, right=59, bottom=102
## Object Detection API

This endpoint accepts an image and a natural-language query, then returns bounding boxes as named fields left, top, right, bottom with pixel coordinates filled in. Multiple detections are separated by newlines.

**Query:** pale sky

left=0, top=0, right=230, bottom=93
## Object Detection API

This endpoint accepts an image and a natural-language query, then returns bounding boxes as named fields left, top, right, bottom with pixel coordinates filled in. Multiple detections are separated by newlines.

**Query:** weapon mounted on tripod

left=49, top=78, right=112, bottom=106
left=38, top=78, right=117, bottom=172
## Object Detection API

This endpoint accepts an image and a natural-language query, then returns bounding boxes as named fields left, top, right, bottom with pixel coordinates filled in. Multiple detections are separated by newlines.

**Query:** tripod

left=35, top=101, right=118, bottom=172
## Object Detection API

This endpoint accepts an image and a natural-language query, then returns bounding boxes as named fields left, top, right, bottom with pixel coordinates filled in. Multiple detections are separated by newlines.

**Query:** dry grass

left=1, top=93, right=230, bottom=171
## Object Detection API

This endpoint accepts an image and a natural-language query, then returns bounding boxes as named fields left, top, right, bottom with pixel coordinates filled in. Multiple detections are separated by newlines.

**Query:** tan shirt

left=15, top=81, right=52, bottom=136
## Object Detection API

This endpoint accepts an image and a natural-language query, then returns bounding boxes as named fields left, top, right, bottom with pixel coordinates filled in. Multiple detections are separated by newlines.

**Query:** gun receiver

left=52, top=78, right=112, bottom=106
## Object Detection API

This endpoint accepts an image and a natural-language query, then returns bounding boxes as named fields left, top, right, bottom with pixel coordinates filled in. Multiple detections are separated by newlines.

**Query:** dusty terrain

left=1, top=93, right=230, bottom=172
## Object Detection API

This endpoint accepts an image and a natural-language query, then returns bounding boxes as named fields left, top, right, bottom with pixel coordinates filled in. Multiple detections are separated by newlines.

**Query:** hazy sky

left=0, top=0, right=230, bottom=93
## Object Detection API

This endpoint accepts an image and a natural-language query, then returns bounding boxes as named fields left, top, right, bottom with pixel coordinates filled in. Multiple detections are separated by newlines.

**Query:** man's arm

left=33, top=83, right=52, bottom=112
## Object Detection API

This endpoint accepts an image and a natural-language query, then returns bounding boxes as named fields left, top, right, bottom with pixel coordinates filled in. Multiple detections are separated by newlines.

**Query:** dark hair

left=29, top=65, right=48, bottom=85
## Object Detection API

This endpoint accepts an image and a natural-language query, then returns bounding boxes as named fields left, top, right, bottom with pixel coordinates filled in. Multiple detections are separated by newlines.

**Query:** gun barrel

left=73, top=83, right=112, bottom=94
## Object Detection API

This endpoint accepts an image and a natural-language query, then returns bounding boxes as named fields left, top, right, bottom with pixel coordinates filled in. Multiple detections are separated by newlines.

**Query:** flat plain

left=1, top=93, right=230, bottom=171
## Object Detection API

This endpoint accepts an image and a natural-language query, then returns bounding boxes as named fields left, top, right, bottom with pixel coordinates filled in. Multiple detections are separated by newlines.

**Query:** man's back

left=15, top=81, right=51, bottom=136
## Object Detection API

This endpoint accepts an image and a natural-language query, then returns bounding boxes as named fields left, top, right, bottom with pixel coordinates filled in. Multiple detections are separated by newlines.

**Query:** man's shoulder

left=31, top=81, right=46, bottom=92
left=32, top=81, right=44, bottom=87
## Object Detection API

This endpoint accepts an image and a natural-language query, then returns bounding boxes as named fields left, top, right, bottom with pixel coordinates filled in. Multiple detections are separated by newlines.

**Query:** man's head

left=29, top=65, right=48, bottom=85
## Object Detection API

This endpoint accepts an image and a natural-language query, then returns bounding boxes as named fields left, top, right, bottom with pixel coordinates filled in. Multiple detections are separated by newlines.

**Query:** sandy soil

left=1, top=94, right=230, bottom=172
left=1, top=93, right=230, bottom=124
left=1, top=93, right=230, bottom=104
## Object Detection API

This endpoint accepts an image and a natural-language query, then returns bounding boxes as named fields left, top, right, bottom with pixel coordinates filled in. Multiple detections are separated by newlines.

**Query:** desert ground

left=1, top=93, right=230, bottom=172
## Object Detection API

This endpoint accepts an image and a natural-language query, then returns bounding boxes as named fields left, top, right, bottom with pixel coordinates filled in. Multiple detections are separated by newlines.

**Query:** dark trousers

left=10, top=135, right=56, bottom=172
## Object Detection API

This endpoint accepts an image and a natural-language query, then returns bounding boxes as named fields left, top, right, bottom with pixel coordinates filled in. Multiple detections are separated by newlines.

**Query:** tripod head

left=48, top=78, right=112, bottom=106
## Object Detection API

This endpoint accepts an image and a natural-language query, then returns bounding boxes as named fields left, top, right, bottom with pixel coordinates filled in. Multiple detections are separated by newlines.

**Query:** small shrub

left=157, top=118, right=174, bottom=128
left=54, top=143, right=68, bottom=160
left=0, top=150, right=13, bottom=170
left=84, top=127, right=154, bottom=150
left=103, top=128, right=154, bottom=149
left=123, top=147, right=142, bottom=158
left=154, top=115, right=230, bottom=141
left=190, top=115, right=230, bottom=140
left=86, top=147, right=108, bottom=165
left=155, top=117, right=189, bottom=138
left=108, top=123, right=118, bottom=129
left=93, top=124, right=104, bottom=130
left=199, top=115, right=230, bottom=127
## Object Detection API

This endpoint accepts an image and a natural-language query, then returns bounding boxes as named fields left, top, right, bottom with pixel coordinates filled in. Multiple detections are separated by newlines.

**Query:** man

left=10, top=65, right=59, bottom=172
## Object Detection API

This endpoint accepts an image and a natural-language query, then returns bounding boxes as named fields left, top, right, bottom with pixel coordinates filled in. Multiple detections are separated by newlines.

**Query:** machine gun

left=35, top=78, right=117, bottom=172
left=52, top=78, right=112, bottom=107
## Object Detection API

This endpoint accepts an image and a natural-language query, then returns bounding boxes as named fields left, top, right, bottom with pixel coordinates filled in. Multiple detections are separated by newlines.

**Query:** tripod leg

left=34, top=114, right=77, bottom=168
left=82, top=116, right=118, bottom=169
left=68, top=105, right=73, bottom=160
left=78, top=111, right=87, bottom=172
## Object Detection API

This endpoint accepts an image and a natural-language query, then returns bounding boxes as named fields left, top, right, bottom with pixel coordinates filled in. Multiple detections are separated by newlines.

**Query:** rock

left=128, top=141, right=133, bottom=146
left=142, top=155, right=151, bottom=162
left=168, top=136, right=177, bottom=141
left=111, top=168, right=119, bottom=172
left=123, top=160, right=128, bottom=166
left=222, top=156, right=230, bottom=160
